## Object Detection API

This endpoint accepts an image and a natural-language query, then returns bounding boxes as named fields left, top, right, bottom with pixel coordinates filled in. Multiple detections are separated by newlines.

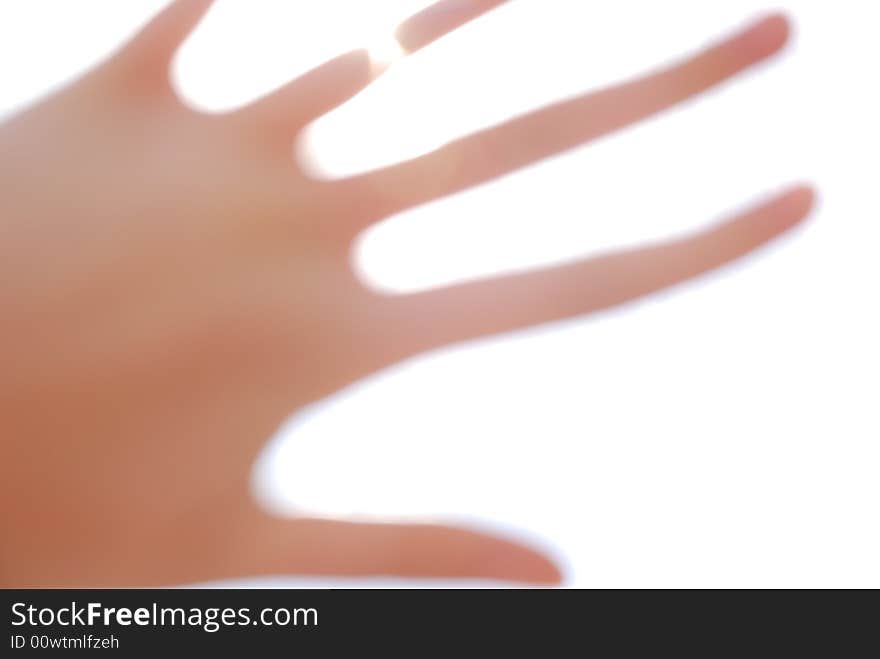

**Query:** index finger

left=340, top=14, right=792, bottom=229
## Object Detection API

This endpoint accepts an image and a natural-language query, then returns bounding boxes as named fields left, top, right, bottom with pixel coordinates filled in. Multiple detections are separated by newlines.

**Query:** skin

left=0, top=0, right=815, bottom=587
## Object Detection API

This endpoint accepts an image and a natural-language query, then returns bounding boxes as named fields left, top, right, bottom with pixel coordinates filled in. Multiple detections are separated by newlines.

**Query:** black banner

left=1, top=589, right=872, bottom=653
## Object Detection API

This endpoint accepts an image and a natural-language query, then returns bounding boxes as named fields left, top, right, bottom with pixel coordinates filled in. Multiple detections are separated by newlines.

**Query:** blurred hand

left=0, top=0, right=814, bottom=587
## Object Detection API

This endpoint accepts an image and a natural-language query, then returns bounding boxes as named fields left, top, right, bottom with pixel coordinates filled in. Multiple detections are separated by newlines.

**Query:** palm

left=0, top=0, right=813, bottom=587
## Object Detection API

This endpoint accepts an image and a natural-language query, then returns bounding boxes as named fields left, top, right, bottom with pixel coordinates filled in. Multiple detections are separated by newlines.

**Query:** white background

left=1, top=1, right=877, bottom=587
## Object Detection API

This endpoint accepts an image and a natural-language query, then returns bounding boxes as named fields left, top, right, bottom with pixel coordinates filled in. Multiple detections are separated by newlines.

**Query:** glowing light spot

left=368, top=32, right=405, bottom=76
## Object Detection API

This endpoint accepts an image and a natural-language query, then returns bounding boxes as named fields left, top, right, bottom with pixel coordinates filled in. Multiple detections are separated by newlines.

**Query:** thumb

left=229, top=515, right=562, bottom=585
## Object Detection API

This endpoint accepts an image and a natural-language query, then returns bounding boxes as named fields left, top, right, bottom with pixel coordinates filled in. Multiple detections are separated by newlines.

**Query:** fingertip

left=762, top=11, right=793, bottom=40
left=430, top=523, right=563, bottom=585
left=334, top=48, right=374, bottom=80
left=526, top=554, right=565, bottom=586
left=395, top=0, right=507, bottom=53
left=778, top=183, right=818, bottom=223
left=333, top=47, right=395, bottom=90
left=740, top=12, right=793, bottom=58
left=481, top=541, right=564, bottom=586
left=731, top=183, right=818, bottom=247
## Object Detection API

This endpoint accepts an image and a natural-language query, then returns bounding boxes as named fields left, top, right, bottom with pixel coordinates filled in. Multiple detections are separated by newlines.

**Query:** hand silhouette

left=0, top=0, right=814, bottom=586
